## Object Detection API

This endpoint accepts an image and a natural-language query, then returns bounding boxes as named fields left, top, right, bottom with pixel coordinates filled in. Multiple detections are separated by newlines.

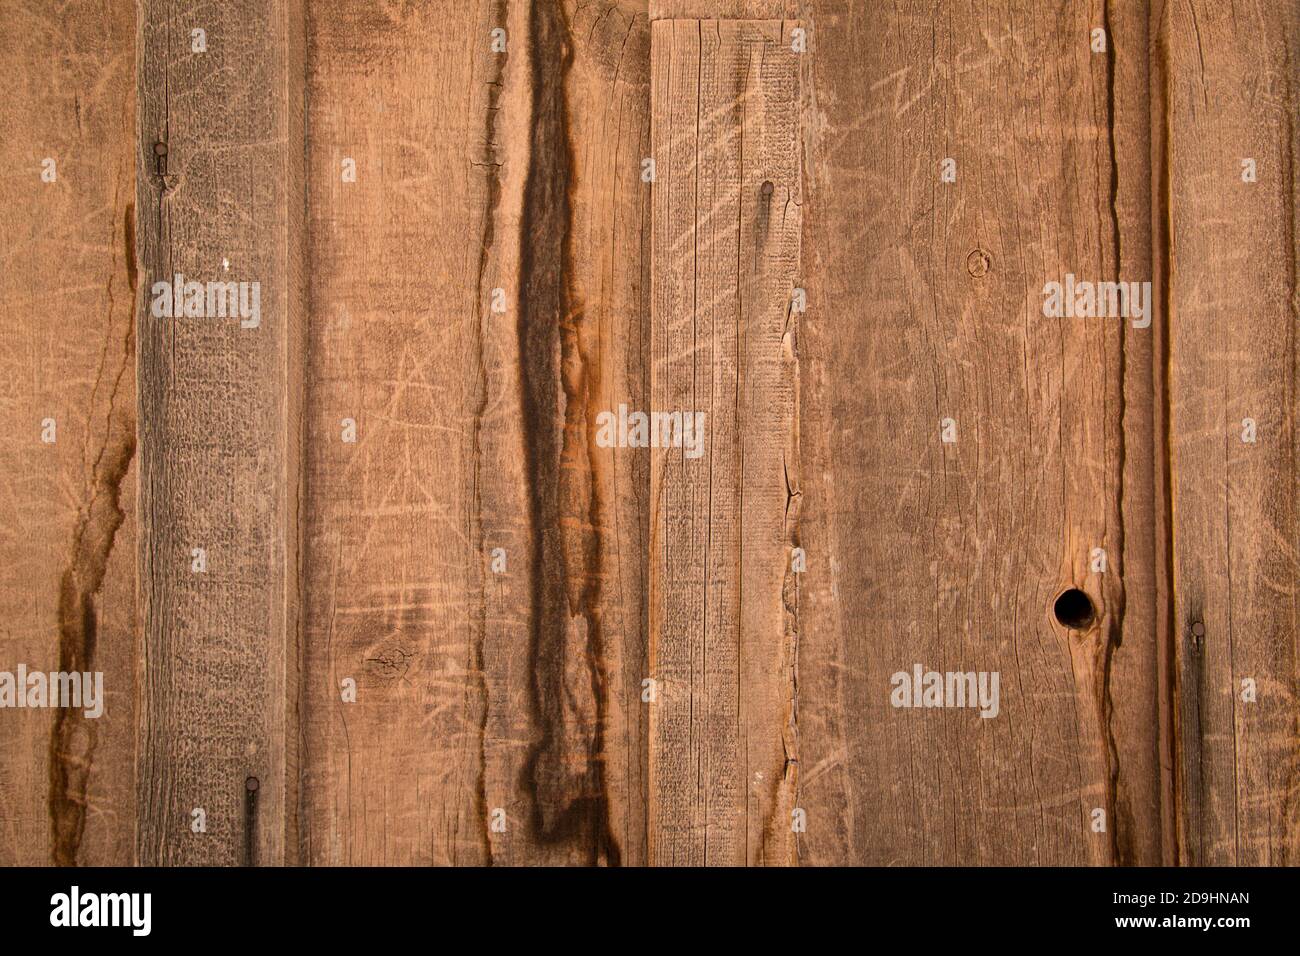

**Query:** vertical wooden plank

left=559, top=0, right=654, bottom=866
left=136, top=0, right=305, bottom=865
left=796, top=0, right=1161, bottom=864
left=509, top=0, right=650, bottom=868
left=1104, top=0, right=1167, bottom=868
left=303, top=0, right=651, bottom=866
left=1163, top=0, right=1299, bottom=866
left=649, top=18, right=803, bottom=866
left=302, top=0, right=499, bottom=869
left=0, top=0, right=137, bottom=866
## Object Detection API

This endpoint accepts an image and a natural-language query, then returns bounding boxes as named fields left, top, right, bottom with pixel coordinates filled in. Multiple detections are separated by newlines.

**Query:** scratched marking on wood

left=0, top=0, right=137, bottom=867
left=1162, top=0, right=1299, bottom=866
left=649, top=18, right=803, bottom=866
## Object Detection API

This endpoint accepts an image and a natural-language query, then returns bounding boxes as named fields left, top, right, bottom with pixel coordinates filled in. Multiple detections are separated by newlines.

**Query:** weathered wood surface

left=0, top=0, right=138, bottom=866
left=566, top=1, right=655, bottom=866
left=649, top=17, right=803, bottom=866
left=301, top=0, right=651, bottom=866
left=135, top=0, right=305, bottom=865
left=0, top=0, right=1295, bottom=867
left=795, top=1, right=1163, bottom=866
left=1161, top=0, right=1299, bottom=866
left=301, top=0, right=500, bottom=869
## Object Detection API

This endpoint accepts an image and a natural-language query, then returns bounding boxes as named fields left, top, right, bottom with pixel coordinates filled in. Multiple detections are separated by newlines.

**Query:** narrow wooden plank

left=512, top=0, right=651, bottom=864
left=302, top=0, right=651, bottom=866
left=649, top=18, right=803, bottom=866
left=795, top=1, right=1160, bottom=864
left=555, top=0, right=654, bottom=866
left=0, top=0, right=137, bottom=866
left=301, top=0, right=495, bottom=870
left=135, top=0, right=305, bottom=865
left=1105, top=0, right=1167, bottom=868
left=1162, top=0, right=1300, bottom=866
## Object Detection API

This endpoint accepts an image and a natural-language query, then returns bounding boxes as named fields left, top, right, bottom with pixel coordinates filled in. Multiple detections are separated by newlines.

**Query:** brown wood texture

left=0, top=0, right=1295, bottom=867
left=0, top=0, right=138, bottom=867
left=1161, top=0, right=1299, bottom=866
left=301, top=0, right=651, bottom=866
left=134, top=0, right=305, bottom=865
left=796, top=0, right=1161, bottom=867
left=649, top=17, right=803, bottom=865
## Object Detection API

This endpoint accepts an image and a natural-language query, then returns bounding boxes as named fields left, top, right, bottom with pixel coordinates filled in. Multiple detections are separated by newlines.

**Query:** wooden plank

left=794, top=0, right=1160, bottom=864
left=513, top=0, right=652, bottom=865
left=550, top=0, right=654, bottom=866
left=135, top=0, right=305, bottom=866
left=302, top=0, right=651, bottom=866
left=1161, top=0, right=1300, bottom=866
left=301, top=0, right=494, bottom=870
left=1106, top=0, right=1167, bottom=868
left=0, top=0, right=138, bottom=866
left=649, top=18, right=803, bottom=866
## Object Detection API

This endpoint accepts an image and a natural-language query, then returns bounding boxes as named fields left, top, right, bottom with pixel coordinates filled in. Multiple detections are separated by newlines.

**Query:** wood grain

left=649, top=18, right=803, bottom=866
left=135, top=0, right=305, bottom=866
left=650, top=2, right=800, bottom=19
left=1161, top=0, right=1299, bottom=866
left=795, top=0, right=1160, bottom=865
left=558, top=0, right=654, bottom=866
left=0, top=0, right=1295, bottom=869
left=0, top=0, right=138, bottom=866
left=302, top=0, right=651, bottom=866
left=301, top=0, right=501, bottom=869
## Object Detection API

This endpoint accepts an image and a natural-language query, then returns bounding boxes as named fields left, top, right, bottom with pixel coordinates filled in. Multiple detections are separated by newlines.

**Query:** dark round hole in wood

left=1053, top=588, right=1095, bottom=629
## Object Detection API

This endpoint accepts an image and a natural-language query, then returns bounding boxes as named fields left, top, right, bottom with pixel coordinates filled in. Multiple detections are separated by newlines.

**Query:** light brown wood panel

left=1162, top=0, right=1299, bottom=867
left=0, top=0, right=138, bottom=867
left=561, top=0, right=655, bottom=866
left=302, top=0, right=651, bottom=866
left=135, top=0, right=305, bottom=865
left=512, top=0, right=652, bottom=866
left=649, top=18, right=803, bottom=866
left=301, top=0, right=502, bottom=869
left=795, top=0, right=1160, bottom=865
